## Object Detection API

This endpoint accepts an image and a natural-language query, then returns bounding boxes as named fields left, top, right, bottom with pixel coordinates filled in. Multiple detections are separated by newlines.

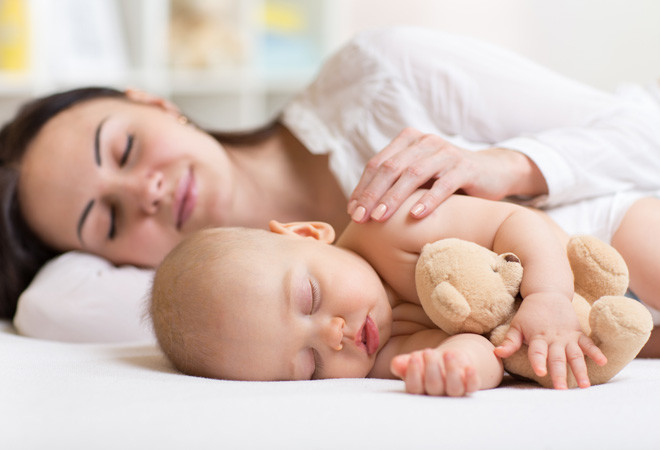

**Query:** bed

left=3, top=319, right=659, bottom=449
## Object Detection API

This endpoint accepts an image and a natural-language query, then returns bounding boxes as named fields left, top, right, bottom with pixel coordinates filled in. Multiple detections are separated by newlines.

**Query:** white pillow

left=13, top=251, right=155, bottom=343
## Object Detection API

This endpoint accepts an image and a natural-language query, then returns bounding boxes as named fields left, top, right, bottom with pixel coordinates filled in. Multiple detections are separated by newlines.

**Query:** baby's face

left=203, top=228, right=393, bottom=381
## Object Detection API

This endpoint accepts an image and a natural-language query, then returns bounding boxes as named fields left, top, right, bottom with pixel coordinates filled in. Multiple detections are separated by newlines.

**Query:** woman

left=3, top=27, right=660, bottom=343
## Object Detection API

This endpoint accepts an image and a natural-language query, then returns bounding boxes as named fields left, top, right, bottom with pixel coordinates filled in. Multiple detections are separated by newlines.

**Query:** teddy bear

left=415, top=235, right=654, bottom=388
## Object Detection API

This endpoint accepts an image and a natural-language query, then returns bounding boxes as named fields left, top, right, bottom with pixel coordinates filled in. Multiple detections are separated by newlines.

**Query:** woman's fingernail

left=410, top=203, right=425, bottom=216
left=351, top=206, right=366, bottom=222
left=347, top=199, right=357, bottom=214
left=370, top=203, right=387, bottom=220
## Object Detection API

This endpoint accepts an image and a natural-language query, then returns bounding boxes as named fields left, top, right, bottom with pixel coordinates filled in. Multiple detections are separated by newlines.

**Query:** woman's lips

left=174, top=169, right=197, bottom=230
left=355, top=316, right=380, bottom=356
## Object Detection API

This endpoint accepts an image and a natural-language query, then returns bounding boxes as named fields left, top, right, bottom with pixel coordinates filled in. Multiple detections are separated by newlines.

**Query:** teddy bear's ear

left=494, top=252, right=523, bottom=296
left=492, top=253, right=520, bottom=272
left=503, top=254, right=520, bottom=264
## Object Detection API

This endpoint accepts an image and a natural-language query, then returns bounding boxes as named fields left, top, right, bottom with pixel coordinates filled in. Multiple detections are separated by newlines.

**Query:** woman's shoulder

left=347, top=26, right=448, bottom=51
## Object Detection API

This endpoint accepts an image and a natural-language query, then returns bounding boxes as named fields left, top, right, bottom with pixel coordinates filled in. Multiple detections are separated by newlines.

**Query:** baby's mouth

left=355, top=316, right=380, bottom=356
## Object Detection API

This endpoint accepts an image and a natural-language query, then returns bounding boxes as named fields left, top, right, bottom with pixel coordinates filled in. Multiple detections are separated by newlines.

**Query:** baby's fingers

left=443, top=352, right=475, bottom=397
left=422, top=349, right=445, bottom=396
left=547, top=344, right=568, bottom=390
left=579, top=335, right=607, bottom=367
left=403, top=353, right=425, bottom=395
left=390, top=354, right=412, bottom=379
left=527, top=339, right=549, bottom=377
left=494, top=327, right=523, bottom=358
left=565, top=342, right=590, bottom=389
left=464, top=366, right=480, bottom=394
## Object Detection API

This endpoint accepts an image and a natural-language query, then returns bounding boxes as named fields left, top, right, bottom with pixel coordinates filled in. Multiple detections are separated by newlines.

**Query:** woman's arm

left=348, top=27, right=660, bottom=217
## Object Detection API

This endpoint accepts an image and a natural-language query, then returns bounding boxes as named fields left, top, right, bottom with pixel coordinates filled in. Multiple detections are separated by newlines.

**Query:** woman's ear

left=268, top=220, right=336, bottom=243
left=124, top=88, right=181, bottom=117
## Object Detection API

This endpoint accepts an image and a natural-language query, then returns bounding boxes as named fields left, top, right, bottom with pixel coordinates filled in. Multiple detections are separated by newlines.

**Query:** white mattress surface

left=3, top=320, right=659, bottom=449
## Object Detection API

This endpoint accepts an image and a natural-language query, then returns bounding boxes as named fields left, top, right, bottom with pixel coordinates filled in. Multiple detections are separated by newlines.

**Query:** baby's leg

left=611, top=197, right=660, bottom=310
left=611, top=197, right=660, bottom=358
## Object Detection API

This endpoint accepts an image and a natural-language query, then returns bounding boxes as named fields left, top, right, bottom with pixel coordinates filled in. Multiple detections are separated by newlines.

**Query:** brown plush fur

left=416, top=236, right=653, bottom=388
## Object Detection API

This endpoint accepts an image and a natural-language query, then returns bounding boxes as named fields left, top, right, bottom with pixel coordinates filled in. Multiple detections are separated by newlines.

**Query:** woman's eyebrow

left=94, top=117, right=108, bottom=166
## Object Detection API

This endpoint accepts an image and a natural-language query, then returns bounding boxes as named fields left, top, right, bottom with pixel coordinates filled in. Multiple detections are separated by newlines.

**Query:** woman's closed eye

left=108, top=205, right=117, bottom=240
left=119, top=133, right=134, bottom=167
left=107, top=134, right=134, bottom=240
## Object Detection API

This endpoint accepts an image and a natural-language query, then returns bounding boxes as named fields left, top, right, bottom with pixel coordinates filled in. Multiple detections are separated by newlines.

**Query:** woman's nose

left=320, top=317, right=345, bottom=351
left=138, top=171, right=165, bottom=214
left=110, top=170, right=164, bottom=215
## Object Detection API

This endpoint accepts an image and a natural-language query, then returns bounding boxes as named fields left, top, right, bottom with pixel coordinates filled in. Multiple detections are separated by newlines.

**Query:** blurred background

left=1, top=0, right=659, bottom=129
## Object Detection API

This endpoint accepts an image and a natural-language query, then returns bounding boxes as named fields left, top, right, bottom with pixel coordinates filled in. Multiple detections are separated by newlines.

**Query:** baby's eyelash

left=309, top=278, right=321, bottom=314
left=311, top=348, right=324, bottom=380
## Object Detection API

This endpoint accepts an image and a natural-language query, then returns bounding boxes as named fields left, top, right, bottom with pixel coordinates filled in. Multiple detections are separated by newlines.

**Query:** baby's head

left=150, top=221, right=393, bottom=382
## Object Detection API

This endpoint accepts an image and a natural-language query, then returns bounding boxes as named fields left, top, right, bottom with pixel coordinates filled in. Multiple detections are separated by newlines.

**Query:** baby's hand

left=390, top=348, right=480, bottom=396
left=494, top=292, right=607, bottom=389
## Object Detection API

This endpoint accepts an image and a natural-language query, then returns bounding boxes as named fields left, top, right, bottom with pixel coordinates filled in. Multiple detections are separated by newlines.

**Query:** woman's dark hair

left=0, top=86, right=281, bottom=319
left=0, top=87, right=126, bottom=318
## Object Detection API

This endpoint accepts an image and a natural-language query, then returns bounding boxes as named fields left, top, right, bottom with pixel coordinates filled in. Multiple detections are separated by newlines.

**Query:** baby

left=150, top=191, right=606, bottom=396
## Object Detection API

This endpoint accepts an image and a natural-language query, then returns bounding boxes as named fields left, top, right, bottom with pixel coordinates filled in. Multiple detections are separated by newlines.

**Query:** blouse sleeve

left=354, top=27, right=660, bottom=206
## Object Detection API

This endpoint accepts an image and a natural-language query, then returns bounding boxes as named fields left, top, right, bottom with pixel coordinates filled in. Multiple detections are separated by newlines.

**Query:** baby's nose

left=321, top=317, right=345, bottom=351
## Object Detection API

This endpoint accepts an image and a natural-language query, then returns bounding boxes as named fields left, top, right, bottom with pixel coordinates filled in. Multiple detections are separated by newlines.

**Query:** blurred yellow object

left=0, top=0, right=29, bottom=71
left=261, top=1, right=304, bottom=32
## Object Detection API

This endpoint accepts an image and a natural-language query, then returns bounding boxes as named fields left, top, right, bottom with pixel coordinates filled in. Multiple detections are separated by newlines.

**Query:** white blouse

left=283, top=27, right=660, bottom=208
left=14, top=27, right=660, bottom=342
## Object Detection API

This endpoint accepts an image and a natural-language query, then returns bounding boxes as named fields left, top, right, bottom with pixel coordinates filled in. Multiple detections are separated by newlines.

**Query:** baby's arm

left=372, top=331, right=503, bottom=396
left=341, top=191, right=605, bottom=389
left=485, top=205, right=607, bottom=388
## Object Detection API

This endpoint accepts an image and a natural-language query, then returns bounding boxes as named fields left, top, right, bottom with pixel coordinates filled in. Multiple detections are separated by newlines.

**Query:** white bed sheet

left=3, top=319, right=659, bottom=450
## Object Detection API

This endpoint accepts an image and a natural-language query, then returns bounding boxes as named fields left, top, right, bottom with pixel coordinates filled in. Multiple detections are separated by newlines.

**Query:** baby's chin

left=322, top=362, right=376, bottom=381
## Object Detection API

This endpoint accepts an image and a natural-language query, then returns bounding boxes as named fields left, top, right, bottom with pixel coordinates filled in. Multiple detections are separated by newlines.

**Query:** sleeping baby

left=150, top=191, right=607, bottom=396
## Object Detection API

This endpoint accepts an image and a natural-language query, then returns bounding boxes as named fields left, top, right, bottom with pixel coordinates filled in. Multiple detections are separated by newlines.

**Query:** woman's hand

left=347, top=127, right=548, bottom=223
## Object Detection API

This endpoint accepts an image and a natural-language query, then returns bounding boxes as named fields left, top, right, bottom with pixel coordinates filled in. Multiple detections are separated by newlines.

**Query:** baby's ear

left=268, top=220, right=335, bottom=243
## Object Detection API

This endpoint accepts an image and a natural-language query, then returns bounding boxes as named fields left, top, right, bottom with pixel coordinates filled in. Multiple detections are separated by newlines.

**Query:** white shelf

left=0, top=71, right=33, bottom=95
left=0, top=0, right=337, bottom=129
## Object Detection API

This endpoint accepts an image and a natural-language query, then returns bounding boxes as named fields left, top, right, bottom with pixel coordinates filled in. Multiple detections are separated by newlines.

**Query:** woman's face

left=19, top=95, right=238, bottom=267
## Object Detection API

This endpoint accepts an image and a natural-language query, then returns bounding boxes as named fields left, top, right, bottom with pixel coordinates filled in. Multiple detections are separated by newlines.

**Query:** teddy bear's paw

left=568, top=236, right=629, bottom=303
left=585, top=295, right=653, bottom=386
left=590, top=296, right=654, bottom=341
